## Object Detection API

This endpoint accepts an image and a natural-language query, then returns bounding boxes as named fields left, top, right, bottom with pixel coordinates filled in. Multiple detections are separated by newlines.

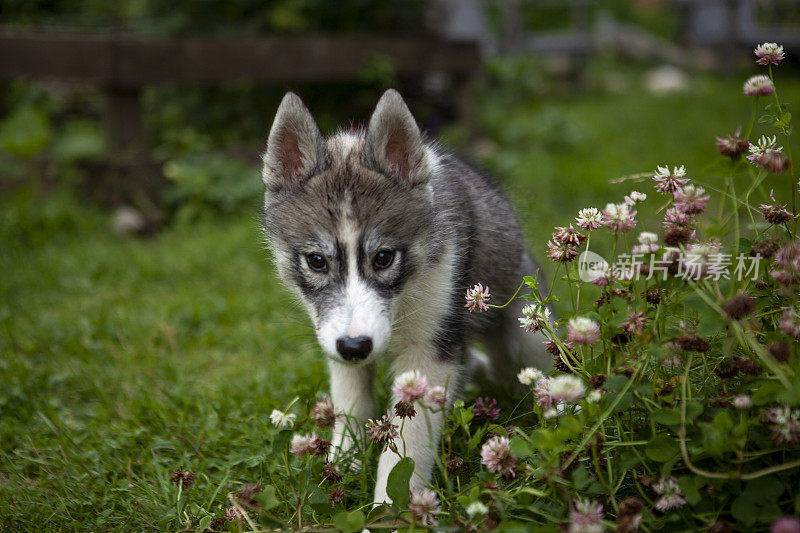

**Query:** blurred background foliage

left=0, top=0, right=688, bottom=37
left=3, top=0, right=794, bottom=228
left=0, top=0, right=429, bottom=36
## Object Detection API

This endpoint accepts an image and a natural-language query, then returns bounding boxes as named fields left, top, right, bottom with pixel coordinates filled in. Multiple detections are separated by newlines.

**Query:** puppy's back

left=428, top=149, right=532, bottom=302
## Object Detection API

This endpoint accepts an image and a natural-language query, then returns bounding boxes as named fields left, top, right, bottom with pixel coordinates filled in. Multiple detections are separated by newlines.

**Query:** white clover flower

left=754, top=42, right=785, bottom=65
left=653, top=165, right=689, bottom=193
left=638, top=232, right=658, bottom=245
left=624, top=191, right=647, bottom=205
left=543, top=407, right=559, bottom=419
left=270, top=409, right=296, bottom=428
left=765, top=406, right=797, bottom=426
left=602, top=202, right=637, bottom=232
left=425, top=386, right=449, bottom=407
left=567, top=316, right=601, bottom=345
left=408, top=489, right=441, bottom=525
left=480, top=436, right=518, bottom=477
left=631, top=231, right=660, bottom=254
left=518, top=303, right=551, bottom=333
left=654, top=165, right=686, bottom=180
left=743, top=74, right=775, bottom=96
left=587, top=389, right=603, bottom=403
left=756, top=135, right=779, bottom=150
left=653, top=476, right=687, bottom=511
left=465, top=501, right=489, bottom=518
left=226, top=506, right=246, bottom=521
left=780, top=307, right=800, bottom=338
left=602, top=202, right=623, bottom=219
left=674, top=184, right=710, bottom=215
left=575, top=207, right=603, bottom=231
left=588, top=261, right=616, bottom=286
left=653, top=166, right=669, bottom=180
left=733, top=395, right=751, bottom=409
left=570, top=499, right=605, bottom=529
left=548, top=375, right=586, bottom=402
left=464, top=283, right=490, bottom=312
left=763, top=406, right=800, bottom=444
left=747, top=135, right=782, bottom=163
left=310, top=396, right=338, bottom=428
left=747, top=135, right=788, bottom=173
left=682, top=241, right=724, bottom=279
left=392, top=370, right=429, bottom=403
left=290, top=433, right=317, bottom=456
left=366, top=411, right=399, bottom=443
left=517, top=366, right=544, bottom=386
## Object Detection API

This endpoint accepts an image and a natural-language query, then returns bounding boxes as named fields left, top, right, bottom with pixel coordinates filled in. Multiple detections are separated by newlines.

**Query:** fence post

left=104, top=85, right=146, bottom=159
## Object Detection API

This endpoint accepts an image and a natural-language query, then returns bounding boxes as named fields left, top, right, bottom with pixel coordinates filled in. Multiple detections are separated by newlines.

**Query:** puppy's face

left=262, top=91, right=433, bottom=365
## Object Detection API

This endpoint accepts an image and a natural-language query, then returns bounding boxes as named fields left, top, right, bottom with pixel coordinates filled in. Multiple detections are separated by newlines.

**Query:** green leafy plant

left=0, top=106, right=51, bottom=159
left=162, top=153, right=262, bottom=224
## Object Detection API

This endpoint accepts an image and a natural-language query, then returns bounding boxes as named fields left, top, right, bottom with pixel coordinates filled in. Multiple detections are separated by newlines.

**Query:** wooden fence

left=0, top=31, right=480, bottom=201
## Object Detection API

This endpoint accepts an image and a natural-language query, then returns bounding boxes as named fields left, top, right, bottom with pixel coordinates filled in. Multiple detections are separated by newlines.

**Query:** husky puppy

left=261, top=89, right=551, bottom=503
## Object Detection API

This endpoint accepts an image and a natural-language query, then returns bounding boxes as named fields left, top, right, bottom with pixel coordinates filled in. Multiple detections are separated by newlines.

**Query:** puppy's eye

left=306, top=253, right=328, bottom=272
left=373, top=249, right=395, bottom=270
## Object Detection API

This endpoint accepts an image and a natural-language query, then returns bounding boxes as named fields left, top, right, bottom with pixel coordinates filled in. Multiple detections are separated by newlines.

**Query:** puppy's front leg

left=373, top=353, right=460, bottom=504
left=328, top=360, right=375, bottom=464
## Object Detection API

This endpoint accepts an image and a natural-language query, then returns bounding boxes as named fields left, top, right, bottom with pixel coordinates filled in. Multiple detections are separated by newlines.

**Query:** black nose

left=336, top=336, right=373, bottom=361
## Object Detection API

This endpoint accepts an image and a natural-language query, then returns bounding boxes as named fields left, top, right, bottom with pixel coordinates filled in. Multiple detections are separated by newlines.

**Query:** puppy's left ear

left=262, top=92, right=325, bottom=194
left=365, top=89, right=430, bottom=188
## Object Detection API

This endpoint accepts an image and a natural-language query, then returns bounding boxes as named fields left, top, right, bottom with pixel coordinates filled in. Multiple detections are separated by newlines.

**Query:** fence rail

left=0, top=31, right=479, bottom=86
left=0, top=30, right=479, bottom=203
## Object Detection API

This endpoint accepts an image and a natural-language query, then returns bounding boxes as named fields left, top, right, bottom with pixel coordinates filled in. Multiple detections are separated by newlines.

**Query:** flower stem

left=545, top=263, right=561, bottom=302
left=767, top=64, right=797, bottom=236
left=565, top=265, right=576, bottom=312
left=744, top=96, right=759, bottom=139
left=729, top=176, right=741, bottom=253
left=575, top=234, right=591, bottom=313
left=743, top=169, right=767, bottom=239
left=488, top=279, right=526, bottom=310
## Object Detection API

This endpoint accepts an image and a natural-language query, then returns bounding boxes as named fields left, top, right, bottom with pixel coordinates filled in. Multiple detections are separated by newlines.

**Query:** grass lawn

left=1, top=67, right=798, bottom=529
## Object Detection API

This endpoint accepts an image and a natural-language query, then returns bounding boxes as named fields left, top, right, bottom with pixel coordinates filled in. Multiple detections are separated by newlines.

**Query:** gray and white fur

left=261, top=89, right=551, bottom=503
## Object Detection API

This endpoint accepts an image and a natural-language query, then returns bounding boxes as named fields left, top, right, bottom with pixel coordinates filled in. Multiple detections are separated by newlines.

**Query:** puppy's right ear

left=365, top=89, right=429, bottom=189
left=262, top=92, right=325, bottom=193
